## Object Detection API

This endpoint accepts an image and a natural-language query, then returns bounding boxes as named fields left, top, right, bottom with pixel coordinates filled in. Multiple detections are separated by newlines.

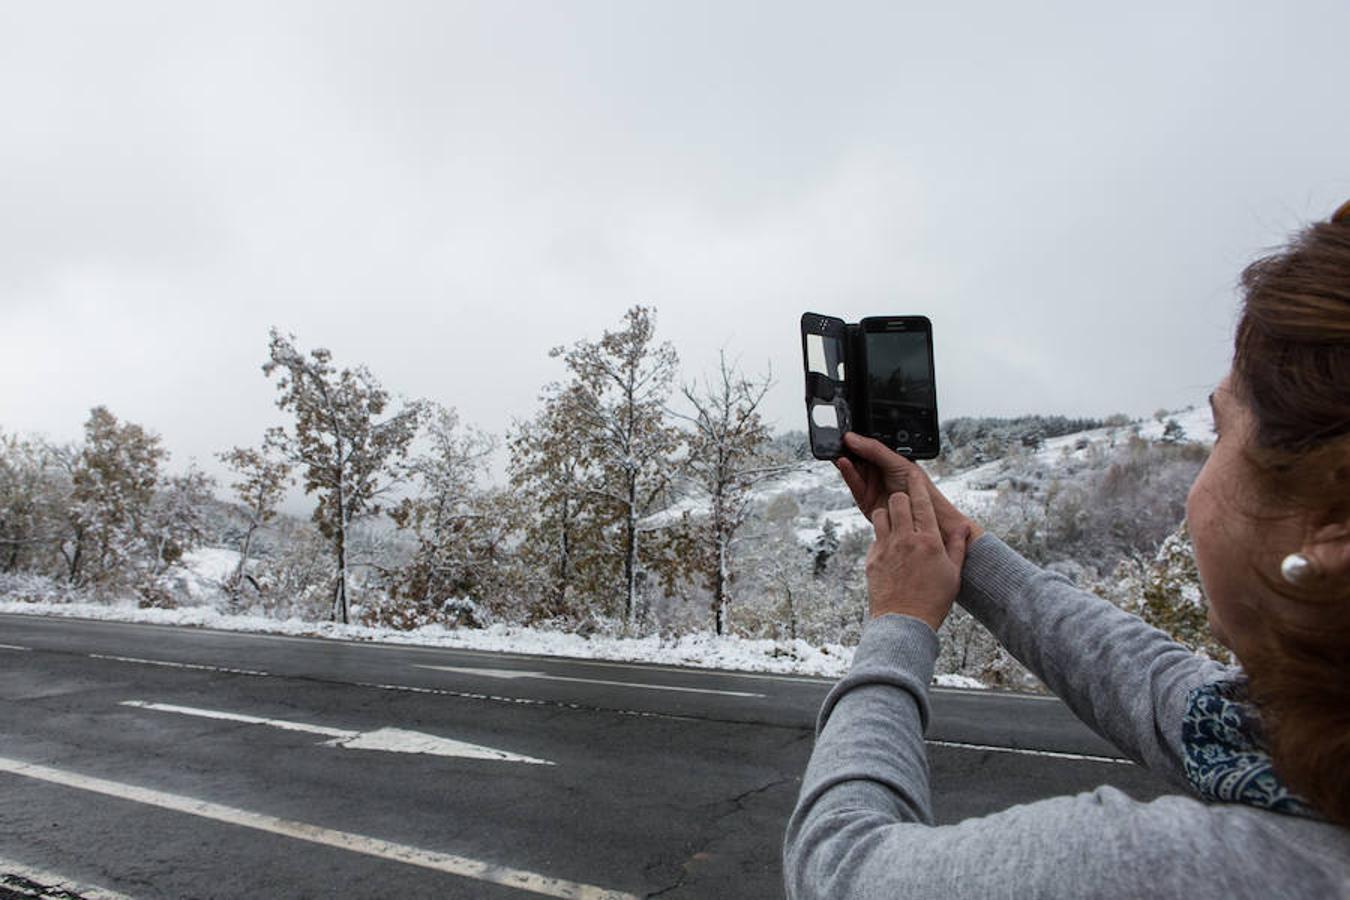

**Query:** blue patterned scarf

left=1182, top=677, right=1321, bottom=820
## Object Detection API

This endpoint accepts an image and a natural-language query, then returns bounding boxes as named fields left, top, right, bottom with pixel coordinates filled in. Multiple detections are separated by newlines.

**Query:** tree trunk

left=712, top=511, right=729, bottom=636
left=65, top=529, right=83, bottom=585
left=334, top=465, right=350, bottom=624
left=334, top=533, right=349, bottom=623
left=623, top=474, right=638, bottom=628
left=232, top=521, right=258, bottom=605
left=557, top=494, right=571, bottom=615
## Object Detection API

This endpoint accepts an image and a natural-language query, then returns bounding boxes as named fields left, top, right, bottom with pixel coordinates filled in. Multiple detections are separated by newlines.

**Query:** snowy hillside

left=757, top=404, right=1215, bottom=548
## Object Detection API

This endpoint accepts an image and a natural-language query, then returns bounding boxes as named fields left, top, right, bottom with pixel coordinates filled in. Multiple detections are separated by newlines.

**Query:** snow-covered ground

left=0, top=406, right=1210, bottom=691
left=0, top=595, right=990, bottom=687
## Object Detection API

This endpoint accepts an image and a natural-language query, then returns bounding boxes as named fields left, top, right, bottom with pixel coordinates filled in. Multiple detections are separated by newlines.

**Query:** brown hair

left=1230, top=205, right=1350, bottom=826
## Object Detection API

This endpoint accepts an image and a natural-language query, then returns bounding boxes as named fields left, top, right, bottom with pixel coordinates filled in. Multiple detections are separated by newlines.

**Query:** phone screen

left=863, top=327, right=937, bottom=452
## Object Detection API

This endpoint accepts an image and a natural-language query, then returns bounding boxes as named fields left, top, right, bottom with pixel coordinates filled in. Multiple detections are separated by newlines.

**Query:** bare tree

left=262, top=329, right=420, bottom=624
left=218, top=446, right=293, bottom=600
left=66, top=406, right=166, bottom=588
left=550, top=306, right=680, bottom=627
left=671, top=353, right=781, bottom=634
left=389, top=402, right=498, bottom=619
left=509, top=383, right=613, bottom=622
left=143, top=465, right=216, bottom=578
left=0, top=432, right=69, bottom=574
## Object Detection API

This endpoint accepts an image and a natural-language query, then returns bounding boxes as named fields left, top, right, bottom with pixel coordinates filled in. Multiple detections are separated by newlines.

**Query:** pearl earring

left=1280, top=553, right=1318, bottom=586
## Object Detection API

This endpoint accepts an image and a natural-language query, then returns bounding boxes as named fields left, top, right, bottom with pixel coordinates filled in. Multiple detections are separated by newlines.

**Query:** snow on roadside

left=0, top=598, right=847, bottom=678
left=0, top=598, right=991, bottom=688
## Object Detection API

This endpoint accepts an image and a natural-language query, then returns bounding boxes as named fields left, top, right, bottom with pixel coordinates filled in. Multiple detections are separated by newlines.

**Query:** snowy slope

left=764, top=404, right=1214, bottom=547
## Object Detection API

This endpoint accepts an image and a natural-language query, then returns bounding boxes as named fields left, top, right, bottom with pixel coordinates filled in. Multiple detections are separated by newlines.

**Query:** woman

left=784, top=202, right=1350, bottom=899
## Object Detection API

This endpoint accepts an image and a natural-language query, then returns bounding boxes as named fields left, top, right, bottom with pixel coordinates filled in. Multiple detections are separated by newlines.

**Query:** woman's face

left=1185, top=373, right=1300, bottom=656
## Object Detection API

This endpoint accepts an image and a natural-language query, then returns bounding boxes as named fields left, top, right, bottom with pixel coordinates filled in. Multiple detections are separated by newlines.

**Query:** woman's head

left=1185, top=201, right=1350, bottom=823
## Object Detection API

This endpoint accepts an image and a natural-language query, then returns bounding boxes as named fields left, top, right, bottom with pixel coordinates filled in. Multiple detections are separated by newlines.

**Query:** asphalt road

left=0, top=613, right=1176, bottom=898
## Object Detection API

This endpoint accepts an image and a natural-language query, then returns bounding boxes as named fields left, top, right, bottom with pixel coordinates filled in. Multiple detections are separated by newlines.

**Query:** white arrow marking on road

left=0, top=644, right=31, bottom=651
left=416, top=665, right=766, bottom=698
left=120, top=701, right=554, bottom=765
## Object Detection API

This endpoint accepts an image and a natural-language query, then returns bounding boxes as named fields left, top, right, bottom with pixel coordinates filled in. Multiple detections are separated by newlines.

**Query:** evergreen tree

left=1161, top=418, right=1187, bottom=444
left=812, top=518, right=839, bottom=578
left=261, top=329, right=420, bottom=624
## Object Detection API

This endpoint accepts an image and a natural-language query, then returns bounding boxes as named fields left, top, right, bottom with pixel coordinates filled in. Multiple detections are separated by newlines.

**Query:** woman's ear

left=1305, top=519, right=1350, bottom=580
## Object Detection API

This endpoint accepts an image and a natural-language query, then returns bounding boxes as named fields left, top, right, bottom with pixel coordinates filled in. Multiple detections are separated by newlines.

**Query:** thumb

left=945, top=524, right=973, bottom=572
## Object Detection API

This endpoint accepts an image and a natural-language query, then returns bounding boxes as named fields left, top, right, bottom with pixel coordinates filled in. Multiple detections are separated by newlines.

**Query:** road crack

left=644, top=776, right=796, bottom=898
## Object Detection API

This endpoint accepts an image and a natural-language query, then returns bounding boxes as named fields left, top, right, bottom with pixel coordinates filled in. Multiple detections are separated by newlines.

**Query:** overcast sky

left=3, top=1, right=1348, bottom=494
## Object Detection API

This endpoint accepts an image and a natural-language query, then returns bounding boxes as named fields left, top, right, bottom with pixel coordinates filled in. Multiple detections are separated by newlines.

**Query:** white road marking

left=926, top=739, right=1132, bottom=764
left=0, top=756, right=634, bottom=900
left=417, top=665, right=767, bottom=698
left=0, top=644, right=31, bottom=651
left=120, top=701, right=554, bottom=765
left=90, top=654, right=269, bottom=677
left=354, top=681, right=700, bottom=723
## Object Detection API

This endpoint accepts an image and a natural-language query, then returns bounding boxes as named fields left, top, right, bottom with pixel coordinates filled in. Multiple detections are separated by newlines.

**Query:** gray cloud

left=3, top=0, right=1348, bottom=493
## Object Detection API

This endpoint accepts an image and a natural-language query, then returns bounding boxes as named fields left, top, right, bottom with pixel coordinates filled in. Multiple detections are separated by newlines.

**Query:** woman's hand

left=865, top=474, right=973, bottom=632
left=834, top=432, right=985, bottom=545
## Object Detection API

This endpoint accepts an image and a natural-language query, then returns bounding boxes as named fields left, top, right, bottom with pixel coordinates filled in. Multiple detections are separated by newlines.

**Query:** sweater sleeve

left=956, top=533, right=1231, bottom=784
left=782, top=613, right=1347, bottom=900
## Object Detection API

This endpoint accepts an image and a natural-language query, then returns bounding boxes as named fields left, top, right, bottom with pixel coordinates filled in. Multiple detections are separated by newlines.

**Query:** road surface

left=0, top=613, right=1175, bottom=898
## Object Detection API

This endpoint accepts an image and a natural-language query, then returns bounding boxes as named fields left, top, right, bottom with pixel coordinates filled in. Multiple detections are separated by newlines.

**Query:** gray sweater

left=784, top=533, right=1350, bottom=899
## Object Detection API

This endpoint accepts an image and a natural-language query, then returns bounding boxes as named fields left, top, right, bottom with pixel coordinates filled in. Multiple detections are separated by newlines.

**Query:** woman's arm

left=835, top=432, right=1227, bottom=782
left=957, top=532, right=1227, bottom=781
left=783, top=614, right=1323, bottom=900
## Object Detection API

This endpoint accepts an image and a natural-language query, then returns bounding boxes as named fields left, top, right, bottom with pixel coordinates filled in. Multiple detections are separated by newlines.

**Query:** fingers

left=870, top=505, right=891, bottom=541
left=843, top=431, right=909, bottom=475
left=908, top=475, right=939, bottom=534
left=887, top=490, right=914, bottom=534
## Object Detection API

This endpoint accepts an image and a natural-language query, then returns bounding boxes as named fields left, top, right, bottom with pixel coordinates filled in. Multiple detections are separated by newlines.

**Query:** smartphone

left=801, top=313, right=940, bottom=460
left=857, top=316, right=939, bottom=459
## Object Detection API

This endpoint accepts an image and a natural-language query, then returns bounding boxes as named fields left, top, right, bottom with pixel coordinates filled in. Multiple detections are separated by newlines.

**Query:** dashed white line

left=2, top=614, right=1058, bottom=697
left=417, top=665, right=767, bottom=698
left=0, top=854, right=134, bottom=900
left=0, top=643, right=31, bottom=651
left=926, top=739, right=1132, bottom=764
left=354, top=680, right=700, bottom=722
left=89, top=654, right=269, bottom=677
left=80, top=650, right=700, bottom=721
left=0, top=756, right=636, bottom=899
